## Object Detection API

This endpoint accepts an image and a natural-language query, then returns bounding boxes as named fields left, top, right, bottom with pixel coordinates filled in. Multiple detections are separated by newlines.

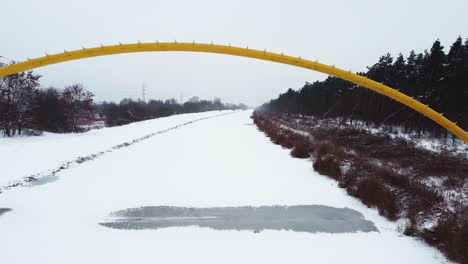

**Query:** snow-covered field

left=0, top=110, right=452, bottom=263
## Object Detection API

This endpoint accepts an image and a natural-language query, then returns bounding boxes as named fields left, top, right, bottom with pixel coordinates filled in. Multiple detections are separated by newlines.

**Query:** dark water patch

left=0, top=208, right=12, bottom=217
left=100, top=205, right=378, bottom=234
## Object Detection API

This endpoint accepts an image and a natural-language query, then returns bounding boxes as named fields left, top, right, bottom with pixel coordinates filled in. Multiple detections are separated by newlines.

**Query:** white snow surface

left=0, top=110, right=234, bottom=187
left=0, top=110, right=452, bottom=263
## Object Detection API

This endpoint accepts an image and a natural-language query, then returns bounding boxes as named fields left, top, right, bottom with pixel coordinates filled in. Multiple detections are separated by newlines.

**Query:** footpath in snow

left=0, top=110, right=452, bottom=264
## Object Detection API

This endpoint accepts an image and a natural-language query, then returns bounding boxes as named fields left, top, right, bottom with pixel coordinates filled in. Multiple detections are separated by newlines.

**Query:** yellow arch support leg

left=0, top=42, right=466, bottom=143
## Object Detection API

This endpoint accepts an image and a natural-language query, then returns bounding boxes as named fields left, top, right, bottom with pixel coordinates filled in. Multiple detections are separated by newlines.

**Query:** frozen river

left=0, top=110, right=451, bottom=263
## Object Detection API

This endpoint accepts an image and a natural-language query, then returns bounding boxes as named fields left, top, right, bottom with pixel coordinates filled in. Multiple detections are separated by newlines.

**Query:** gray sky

left=2, top=0, right=467, bottom=106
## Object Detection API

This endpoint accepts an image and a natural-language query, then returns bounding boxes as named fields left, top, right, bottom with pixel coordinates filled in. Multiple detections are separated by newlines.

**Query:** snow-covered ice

left=0, top=110, right=452, bottom=263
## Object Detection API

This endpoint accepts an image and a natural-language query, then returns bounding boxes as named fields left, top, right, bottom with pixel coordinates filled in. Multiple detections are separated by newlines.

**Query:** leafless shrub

left=423, top=206, right=468, bottom=263
left=313, top=143, right=343, bottom=180
left=290, top=144, right=312, bottom=159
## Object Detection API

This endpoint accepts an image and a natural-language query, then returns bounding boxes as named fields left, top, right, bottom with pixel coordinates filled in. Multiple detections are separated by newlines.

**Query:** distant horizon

left=36, top=84, right=253, bottom=107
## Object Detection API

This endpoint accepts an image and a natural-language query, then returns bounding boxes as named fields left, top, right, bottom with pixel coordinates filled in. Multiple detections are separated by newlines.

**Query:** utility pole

left=142, top=82, right=146, bottom=102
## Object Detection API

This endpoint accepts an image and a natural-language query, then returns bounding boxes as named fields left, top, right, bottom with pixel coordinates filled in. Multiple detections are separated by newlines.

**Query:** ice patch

left=100, top=205, right=378, bottom=234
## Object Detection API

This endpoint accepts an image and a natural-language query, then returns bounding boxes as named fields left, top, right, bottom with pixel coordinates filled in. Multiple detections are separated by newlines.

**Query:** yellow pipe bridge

left=0, top=42, right=466, bottom=143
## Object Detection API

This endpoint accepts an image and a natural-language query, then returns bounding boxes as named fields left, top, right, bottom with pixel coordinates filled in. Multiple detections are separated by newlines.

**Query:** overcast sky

left=2, top=0, right=468, bottom=106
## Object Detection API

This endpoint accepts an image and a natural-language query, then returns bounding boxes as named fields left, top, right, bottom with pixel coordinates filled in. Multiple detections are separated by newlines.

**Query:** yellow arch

left=0, top=42, right=466, bottom=143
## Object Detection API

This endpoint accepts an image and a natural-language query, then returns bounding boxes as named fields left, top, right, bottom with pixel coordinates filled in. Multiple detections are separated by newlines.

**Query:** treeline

left=260, top=37, right=468, bottom=139
left=97, top=97, right=247, bottom=127
left=0, top=63, right=94, bottom=136
left=0, top=61, right=247, bottom=136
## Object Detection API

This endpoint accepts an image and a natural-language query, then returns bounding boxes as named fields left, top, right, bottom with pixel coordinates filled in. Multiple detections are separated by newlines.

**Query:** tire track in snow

left=0, top=111, right=238, bottom=194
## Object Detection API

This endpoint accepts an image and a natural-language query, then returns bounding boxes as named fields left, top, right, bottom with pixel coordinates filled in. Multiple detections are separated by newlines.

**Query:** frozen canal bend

left=0, top=110, right=450, bottom=263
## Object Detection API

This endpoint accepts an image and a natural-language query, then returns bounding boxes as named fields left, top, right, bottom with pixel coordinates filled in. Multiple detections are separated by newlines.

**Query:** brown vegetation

left=252, top=110, right=468, bottom=263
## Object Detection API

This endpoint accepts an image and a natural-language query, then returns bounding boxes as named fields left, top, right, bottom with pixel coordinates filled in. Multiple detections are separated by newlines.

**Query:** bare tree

left=61, top=84, right=95, bottom=132
left=0, top=63, right=40, bottom=136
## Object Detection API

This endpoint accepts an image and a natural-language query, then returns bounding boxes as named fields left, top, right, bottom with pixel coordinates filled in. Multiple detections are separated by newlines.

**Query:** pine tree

left=260, top=37, right=468, bottom=139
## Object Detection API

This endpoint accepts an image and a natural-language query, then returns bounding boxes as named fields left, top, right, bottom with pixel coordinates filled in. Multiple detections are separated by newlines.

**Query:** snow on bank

left=0, top=110, right=452, bottom=263
left=0, top=110, right=235, bottom=187
left=285, top=114, right=467, bottom=158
